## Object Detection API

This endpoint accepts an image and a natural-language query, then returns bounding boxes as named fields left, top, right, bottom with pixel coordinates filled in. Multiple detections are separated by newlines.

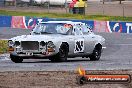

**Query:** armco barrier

left=94, top=21, right=132, bottom=33
left=108, top=21, right=132, bottom=33
left=0, top=16, right=12, bottom=27
left=0, top=16, right=132, bottom=33
left=11, top=16, right=47, bottom=29
left=11, top=16, right=95, bottom=30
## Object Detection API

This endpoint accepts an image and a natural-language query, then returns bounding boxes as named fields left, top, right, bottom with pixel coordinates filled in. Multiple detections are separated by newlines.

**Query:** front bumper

left=10, top=52, right=57, bottom=59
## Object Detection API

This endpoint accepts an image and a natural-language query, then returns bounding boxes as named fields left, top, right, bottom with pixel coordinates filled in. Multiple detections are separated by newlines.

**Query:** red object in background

left=69, top=0, right=77, bottom=8
left=94, top=21, right=109, bottom=33
left=11, top=16, right=26, bottom=29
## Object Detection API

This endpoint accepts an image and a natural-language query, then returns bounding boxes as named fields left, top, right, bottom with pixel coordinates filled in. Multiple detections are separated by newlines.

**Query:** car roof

left=39, top=21, right=85, bottom=25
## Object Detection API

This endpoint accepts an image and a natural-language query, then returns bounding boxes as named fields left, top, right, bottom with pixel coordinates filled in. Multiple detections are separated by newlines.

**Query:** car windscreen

left=32, top=23, right=73, bottom=35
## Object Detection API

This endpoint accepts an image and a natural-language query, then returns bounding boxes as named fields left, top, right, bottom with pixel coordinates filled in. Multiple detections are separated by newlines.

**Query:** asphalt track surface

left=0, top=27, right=132, bottom=71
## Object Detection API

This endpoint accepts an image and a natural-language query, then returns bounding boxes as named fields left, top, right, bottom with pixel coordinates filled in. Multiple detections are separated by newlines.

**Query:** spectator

left=69, top=0, right=77, bottom=14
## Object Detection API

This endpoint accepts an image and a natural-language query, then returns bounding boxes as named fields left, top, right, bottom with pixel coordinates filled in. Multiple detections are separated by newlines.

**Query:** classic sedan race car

left=8, top=21, right=105, bottom=63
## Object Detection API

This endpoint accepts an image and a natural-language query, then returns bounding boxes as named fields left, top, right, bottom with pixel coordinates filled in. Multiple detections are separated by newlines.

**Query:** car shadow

left=22, top=59, right=102, bottom=63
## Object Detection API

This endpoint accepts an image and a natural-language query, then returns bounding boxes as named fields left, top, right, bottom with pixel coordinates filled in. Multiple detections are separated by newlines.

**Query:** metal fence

left=0, top=0, right=132, bottom=17
left=0, top=0, right=5, bottom=6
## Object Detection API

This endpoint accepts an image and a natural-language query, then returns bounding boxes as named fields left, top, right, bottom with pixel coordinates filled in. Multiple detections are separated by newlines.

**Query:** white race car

left=8, top=21, right=105, bottom=63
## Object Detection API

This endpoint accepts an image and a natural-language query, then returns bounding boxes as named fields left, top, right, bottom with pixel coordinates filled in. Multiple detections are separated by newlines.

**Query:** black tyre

left=58, top=44, right=68, bottom=62
left=89, top=47, right=102, bottom=61
left=49, top=58, right=56, bottom=62
left=10, top=54, right=23, bottom=63
left=50, top=43, right=68, bottom=62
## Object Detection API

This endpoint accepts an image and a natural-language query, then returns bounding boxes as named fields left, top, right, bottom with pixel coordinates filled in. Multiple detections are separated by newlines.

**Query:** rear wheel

left=89, top=46, right=102, bottom=61
left=10, top=54, right=23, bottom=63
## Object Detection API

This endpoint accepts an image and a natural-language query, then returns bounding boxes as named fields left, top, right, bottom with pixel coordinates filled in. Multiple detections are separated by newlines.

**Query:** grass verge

left=0, top=40, right=8, bottom=54
left=0, top=10, right=132, bottom=21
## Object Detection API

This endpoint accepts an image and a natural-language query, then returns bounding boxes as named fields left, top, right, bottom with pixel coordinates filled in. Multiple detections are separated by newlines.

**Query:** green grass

left=0, top=40, right=8, bottom=54
left=0, top=10, right=132, bottom=21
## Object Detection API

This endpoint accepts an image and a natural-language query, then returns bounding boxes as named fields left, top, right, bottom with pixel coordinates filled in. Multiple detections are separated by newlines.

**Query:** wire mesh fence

left=0, top=0, right=132, bottom=17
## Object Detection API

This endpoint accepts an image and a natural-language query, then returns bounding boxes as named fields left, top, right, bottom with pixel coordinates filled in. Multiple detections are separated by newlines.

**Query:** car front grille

left=21, top=41, right=39, bottom=50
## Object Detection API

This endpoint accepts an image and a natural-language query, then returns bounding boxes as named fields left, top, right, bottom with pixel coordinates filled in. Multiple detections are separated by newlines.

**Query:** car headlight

left=40, top=41, right=46, bottom=47
left=15, top=41, right=20, bottom=46
left=8, top=40, right=14, bottom=47
left=47, top=41, right=55, bottom=52
left=15, top=41, right=21, bottom=52
left=47, top=41, right=55, bottom=48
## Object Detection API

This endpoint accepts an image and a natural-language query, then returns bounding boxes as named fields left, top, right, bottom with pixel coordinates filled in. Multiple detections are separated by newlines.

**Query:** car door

left=72, top=25, right=85, bottom=54
left=84, top=33, right=96, bottom=53
left=82, top=26, right=96, bottom=54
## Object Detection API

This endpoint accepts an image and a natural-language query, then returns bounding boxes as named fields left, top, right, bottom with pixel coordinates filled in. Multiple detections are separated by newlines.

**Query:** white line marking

left=0, top=39, right=9, bottom=40
left=4, top=57, right=10, bottom=61
left=102, top=47, right=107, bottom=49
left=0, top=54, right=10, bottom=61
left=0, top=57, right=10, bottom=61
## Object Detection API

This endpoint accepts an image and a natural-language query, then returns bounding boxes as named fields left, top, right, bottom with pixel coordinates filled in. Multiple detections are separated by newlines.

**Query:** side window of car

left=56, top=25, right=63, bottom=33
left=72, top=26, right=83, bottom=35
left=41, top=25, right=46, bottom=32
left=81, top=25, right=92, bottom=34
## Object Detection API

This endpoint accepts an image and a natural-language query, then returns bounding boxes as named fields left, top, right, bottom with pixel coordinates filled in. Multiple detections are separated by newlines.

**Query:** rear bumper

left=102, top=46, right=106, bottom=52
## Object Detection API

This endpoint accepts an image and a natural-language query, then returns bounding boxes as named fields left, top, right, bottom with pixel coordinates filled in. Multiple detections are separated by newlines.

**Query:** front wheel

left=10, top=54, right=23, bottom=63
left=89, top=48, right=102, bottom=61
left=58, top=44, right=68, bottom=62
left=50, top=43, right=68, bottom=62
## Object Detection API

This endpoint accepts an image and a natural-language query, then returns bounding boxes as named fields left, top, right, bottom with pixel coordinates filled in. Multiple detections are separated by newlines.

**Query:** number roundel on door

left=74, top=39, right=84, bottom=53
